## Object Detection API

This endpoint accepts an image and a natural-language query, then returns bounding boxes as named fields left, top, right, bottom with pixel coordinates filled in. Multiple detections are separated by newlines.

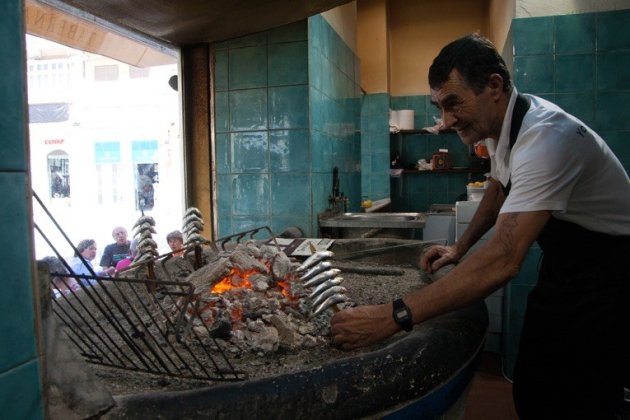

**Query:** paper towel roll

left=389, top=110, right=399, bottom=127
left=398, top=110, right=414, bottom=130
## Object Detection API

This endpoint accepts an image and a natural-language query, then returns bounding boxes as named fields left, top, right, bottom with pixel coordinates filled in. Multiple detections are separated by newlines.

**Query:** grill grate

left=32, top=191, right=283, bottom=382
left=49, top=273, right=244, bottom=381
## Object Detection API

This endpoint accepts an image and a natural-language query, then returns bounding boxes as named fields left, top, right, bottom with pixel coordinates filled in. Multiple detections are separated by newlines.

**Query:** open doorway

left=26, top=32, right=184, bottom=262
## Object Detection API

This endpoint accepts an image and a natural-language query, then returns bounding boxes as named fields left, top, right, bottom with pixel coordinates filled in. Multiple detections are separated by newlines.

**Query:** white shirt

left=486, top=89, right=630, bottom=236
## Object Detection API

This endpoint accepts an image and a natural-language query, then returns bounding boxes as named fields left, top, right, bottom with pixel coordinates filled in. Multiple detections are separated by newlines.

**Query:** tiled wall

left=361, top=94, right=390, bottom=201
left=214, top=17, right=361, bottom=238
left=214, top=21, right=311, bottom=238
left=308, top=15, right=361, bottom=233
left=513, top=9, right=630, bottom=168
left=0, top=0, right=44, bottom=418
left=389, top=95, right=480, bottom=211
left=502, top=9, right=630, bottom=379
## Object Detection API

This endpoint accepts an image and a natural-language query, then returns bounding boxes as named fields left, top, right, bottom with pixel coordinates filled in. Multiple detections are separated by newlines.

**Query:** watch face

left=395, top=308, right=409, bottom=320
left=393, top=298, right=413, bottom=331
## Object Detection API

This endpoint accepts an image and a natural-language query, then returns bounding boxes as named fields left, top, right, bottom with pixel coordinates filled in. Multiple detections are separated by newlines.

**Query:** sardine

left=186, top=233, right=207, bottom=243
left=299, top=261, right=332, bottom=282
left=312, top=294, right=349, bottom=316
left=136, top=237, right=157, bottom=249
left=309, top=277, right=343, bottom=299
left=303, top=268, right=341, bottom=288
left=184, top=207, right=202, bottom=217
left=134, top=222, right=156, bottom=234
left=311, top=285, right=347, bottom=308
left=297, top=250, right=334, bottom=272
left=183, top=213, right=204, bottom=227
left=183, top=221, right=204, bottom=235
left=132, top=215, right=155, bottom=229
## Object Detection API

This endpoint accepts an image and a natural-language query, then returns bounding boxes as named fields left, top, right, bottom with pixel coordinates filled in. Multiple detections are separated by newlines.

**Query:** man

left=99, top=226, right=131, bottom=271
left=166, top=230, right=184, bottom=257
left=331, top=34, right=630, bottom=418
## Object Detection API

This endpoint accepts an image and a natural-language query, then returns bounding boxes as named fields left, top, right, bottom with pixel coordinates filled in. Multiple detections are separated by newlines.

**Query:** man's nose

left=441, top=110, right=457, bottom=129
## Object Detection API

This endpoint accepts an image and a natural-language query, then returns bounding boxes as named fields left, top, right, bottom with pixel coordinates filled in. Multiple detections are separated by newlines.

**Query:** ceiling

left=41, top=0, right=354, bottom=47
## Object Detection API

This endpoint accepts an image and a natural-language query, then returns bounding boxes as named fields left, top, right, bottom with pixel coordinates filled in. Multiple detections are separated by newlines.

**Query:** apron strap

left=501, top=93, right=531, bottom=196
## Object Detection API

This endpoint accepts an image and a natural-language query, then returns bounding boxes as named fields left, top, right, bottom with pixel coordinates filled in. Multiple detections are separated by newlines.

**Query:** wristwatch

left=392, top=298, right=413, bottom=332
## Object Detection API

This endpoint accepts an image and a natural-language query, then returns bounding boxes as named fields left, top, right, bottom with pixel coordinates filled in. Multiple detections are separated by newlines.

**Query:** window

left=47, top=150, right=70, bottom=198
left=27, top=60, right=70, bottom=91
left=129, top=66, right=150, bottom=78
left=94, top=64, right=119, bottom=81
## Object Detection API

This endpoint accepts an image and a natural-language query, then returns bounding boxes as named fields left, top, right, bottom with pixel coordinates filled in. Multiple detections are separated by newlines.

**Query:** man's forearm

left=455, top=179, right=505, bottom=256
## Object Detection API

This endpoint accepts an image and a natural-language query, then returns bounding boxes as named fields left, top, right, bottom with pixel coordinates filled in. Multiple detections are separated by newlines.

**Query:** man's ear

left=488, top=73, right=503, bottom=99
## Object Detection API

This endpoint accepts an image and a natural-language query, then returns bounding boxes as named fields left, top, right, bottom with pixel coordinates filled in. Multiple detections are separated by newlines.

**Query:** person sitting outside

left=166, top=230, right=184, bottom=257
left=42, top=255, right=80, bottom=299
left=100, top=226, right=131, bottom=271
left=114, top=239, right=137, bottom=274
left=70, top=239, right=112, bottom=284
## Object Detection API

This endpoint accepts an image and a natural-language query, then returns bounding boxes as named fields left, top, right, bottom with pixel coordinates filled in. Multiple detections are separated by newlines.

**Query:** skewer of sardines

left=296, top=250, right=351, bottom=317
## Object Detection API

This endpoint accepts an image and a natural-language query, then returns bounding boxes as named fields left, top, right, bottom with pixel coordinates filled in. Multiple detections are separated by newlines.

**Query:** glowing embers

left=186, top=242, right=329, bottom=354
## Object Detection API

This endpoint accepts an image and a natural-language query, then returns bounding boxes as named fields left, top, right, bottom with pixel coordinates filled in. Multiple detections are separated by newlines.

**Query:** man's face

left=168, top=238, right=183, bottom=252
left=81, top=244, right=97, bottom=261
left=113, top=228, right=128, bottom=245
left=430, top=69, right=499, bottom=145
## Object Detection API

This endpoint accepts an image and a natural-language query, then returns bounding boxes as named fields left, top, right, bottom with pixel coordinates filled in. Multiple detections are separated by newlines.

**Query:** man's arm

left=332, top=210, right=551, bottom=349
left=421, top=178, right=506, bottom=273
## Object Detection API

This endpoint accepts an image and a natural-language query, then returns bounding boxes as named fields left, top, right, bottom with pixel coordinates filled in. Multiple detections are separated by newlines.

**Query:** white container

left=389, top=109, right=399, bottom=128
left=398, top=110, right=415, bottom=130
left=467, top=186, right=486, bottom=201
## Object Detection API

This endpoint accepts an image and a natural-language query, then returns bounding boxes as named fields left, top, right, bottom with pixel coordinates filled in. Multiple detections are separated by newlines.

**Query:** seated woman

left=70, top=239, right=112, bottom=285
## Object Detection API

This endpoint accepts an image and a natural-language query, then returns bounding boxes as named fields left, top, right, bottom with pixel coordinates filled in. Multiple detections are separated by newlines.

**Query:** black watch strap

left=392, top=298, right=413, bottom=332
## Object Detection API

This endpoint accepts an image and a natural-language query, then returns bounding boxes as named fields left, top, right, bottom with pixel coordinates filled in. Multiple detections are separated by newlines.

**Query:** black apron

left=501, top=95, right=630, bottom=418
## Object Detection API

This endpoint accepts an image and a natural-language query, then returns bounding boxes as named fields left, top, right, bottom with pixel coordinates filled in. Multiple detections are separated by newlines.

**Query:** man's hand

left=330, top=304, right=400, bottom=350
left=420, top=245, right=461, bottom=274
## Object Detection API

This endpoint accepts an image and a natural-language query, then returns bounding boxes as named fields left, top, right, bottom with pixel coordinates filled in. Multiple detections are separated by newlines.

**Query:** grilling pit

left=40, top=220, right=487, bottom=419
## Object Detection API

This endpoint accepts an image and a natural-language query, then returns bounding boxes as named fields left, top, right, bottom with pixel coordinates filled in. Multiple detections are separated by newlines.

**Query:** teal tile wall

left=0, top=0, right=43, bottom=418
left=214, top=17, right=361, bottom=238
left=361, top=93, right=390, bottom=201
left=513, top=10, right=630, bottom=169
left=308, top=15, right=361, bottom=234
left=214, top=21, right=312, bottom=238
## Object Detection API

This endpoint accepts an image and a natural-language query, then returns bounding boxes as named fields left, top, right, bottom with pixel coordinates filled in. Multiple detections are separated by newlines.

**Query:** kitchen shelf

left=398, top=168, right=485, bottom=174
left=392, top=128, right=456, bottom=135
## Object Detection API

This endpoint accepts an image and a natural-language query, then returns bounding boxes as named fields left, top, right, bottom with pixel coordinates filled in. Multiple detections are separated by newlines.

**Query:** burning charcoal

left=270, top=252, right=292, bottom=280
left=186, top=258, right=232, bottom=288
left=246, top=325, right=279, bottom=354
left=301, top=335, right=319, bottom=348
left=244, top=241, right=263, bottom=258
left=268, top=314, right=299, bottom=350
left=208, top=319, right=232, bottom=339
left=259, top=244, right=282, bottom=260
left=247, top=319, right=265, bottom=333
left=249, top=273, right=270, bottom=292
left=229, top=248, right=268, bottom=273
